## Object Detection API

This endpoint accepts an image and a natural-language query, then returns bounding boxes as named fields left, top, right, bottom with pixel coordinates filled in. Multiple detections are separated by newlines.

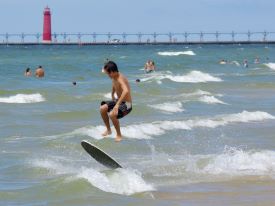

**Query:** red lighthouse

left=43, top=6, right=52, bottom=43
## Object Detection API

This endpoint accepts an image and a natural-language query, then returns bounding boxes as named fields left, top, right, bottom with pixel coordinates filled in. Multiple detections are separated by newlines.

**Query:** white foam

left=71, top=111, right=274, bottom=140
left=180, top=89, right=223, bottom=101
left=167, top=71, right=222, bottom=83
left=202, top=147, right=275, bottom=176
left=140, top=71, right=222, bottom=83
left=148, top=101, right=184, bottom=113
left=147, top=147, right=275, bottom=181
left=221, top=110, right=275, bottom=123
left=72, top=121, right=190, bottom=140
left=122, top=122, right=173, bottom=139
left=264, top=63, right=275, bottom=70
left=186, top=111, right=275, bottom=129
left=158, top=51, right=196, bottom=56
left=0, top=93, right=45, bottom=103
left=199, top=95, right=227, bottom=104
left=78, top=168, right=154, bottom=195
left=230, top=61, right=240, bottom=66
left=103, top=92, right=118, bottom=99
left=31, top=159, right=154, bottom=195
left=140, top=72, right=166, bottom=82
left=73, top=125, right=107, bottom=140
left=180, top=89, right=212, bottom=97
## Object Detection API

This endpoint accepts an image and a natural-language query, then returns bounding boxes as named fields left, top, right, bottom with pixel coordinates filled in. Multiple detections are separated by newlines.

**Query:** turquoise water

left=1, top=44, right=275, bottom=205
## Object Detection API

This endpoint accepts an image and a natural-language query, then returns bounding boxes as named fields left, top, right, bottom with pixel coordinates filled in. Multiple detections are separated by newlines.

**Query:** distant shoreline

left=0, top=41, right=274, bottom=46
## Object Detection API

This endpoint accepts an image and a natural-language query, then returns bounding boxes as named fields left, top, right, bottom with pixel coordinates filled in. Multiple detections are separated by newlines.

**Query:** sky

left=0, top=0, right=274, bottom=34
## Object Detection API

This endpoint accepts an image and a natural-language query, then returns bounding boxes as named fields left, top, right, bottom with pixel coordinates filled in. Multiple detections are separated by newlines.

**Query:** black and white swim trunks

left=101, top=100, right=132, bottom=119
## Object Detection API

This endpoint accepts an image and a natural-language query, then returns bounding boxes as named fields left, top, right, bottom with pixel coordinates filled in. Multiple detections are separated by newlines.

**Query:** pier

left=0, top=31, right=275, bottom=45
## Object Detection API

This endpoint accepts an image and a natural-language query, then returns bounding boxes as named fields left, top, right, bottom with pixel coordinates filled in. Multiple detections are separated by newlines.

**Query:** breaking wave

left=264, top=63, right=275, bottom=70
left=148, top=101, right=184, bottom=113
left=72, top=111, right=274, bottom=139
left=140, top=71, right=222, bottom=83
left=158, top=51, right=196, bottom=56
left=32, top=159, right=154, bottom=195
left=198, top=95, right=227, bottom=104
left=0, top=93, right=45, bottom=103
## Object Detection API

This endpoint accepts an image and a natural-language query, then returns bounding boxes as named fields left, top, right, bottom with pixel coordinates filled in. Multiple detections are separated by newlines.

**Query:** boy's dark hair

left=104, top=61, right=119, bottom=73
left=26, top=68, right=30, bottom=72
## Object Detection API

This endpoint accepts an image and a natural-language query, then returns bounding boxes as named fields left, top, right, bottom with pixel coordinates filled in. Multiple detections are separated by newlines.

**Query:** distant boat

left=108, top=39, right=120, bottom=43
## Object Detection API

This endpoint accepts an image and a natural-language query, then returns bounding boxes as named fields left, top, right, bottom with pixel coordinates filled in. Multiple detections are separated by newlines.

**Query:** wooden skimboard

left=81, top=140, right=122, bottom=169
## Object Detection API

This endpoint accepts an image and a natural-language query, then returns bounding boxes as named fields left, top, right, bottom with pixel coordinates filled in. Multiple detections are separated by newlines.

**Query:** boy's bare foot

left=102, top=130, right=112, bottom=137
left=115, top=136, right=122, bottom=142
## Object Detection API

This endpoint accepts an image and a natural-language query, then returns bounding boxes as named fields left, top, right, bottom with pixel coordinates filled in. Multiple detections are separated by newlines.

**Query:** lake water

left=0, top=44, right=275, bottom=205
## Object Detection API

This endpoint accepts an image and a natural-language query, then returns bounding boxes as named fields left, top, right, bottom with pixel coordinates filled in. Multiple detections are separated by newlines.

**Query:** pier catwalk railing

left=0, top=31, right=275, bottom=45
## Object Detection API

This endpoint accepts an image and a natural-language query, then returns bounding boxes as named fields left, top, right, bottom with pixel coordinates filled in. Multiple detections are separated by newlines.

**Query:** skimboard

left=81, top=140, right=122, bottom=169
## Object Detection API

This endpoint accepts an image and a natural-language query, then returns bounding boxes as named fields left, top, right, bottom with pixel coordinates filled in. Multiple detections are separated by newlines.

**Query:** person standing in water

left=35, top=66, right=45, bottom=78
left=243, top=59, right=248, bottom=68
left=100, top=61, right=132, bottom=142
left=144, top=60, right=156, bottom=73
left=24, top=68, right=32, bottom=76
